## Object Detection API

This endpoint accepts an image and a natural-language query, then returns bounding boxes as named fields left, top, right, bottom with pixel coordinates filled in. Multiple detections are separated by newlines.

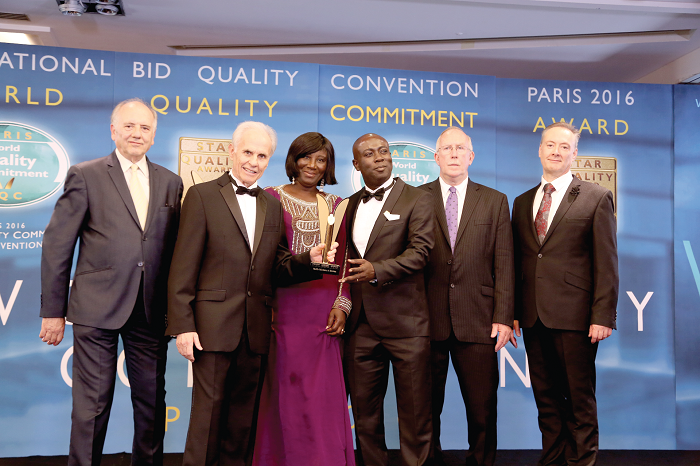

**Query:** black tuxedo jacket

left=420, top=179, right=514, bottom=344
left=345, top=178, right=435, bottom=338
left=41, top=152, right=183, bottom=332
left=166, top=173, right=318, bottom=354
left=512, top=176, right=619, bottom=331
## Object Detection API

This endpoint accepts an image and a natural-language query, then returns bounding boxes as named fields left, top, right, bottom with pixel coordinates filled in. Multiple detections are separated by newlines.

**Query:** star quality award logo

left=0, top=122, right=69, bottom=208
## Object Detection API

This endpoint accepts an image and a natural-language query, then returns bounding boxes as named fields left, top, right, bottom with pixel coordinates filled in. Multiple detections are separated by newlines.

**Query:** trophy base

left=311, top=262, right=340, bottom=275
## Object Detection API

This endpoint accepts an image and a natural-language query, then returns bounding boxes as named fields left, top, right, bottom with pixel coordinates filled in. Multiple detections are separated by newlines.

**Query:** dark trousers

left=182, top=331, right=265, bottom=466
left=431, top=334, right=498, bottom=466
left=523, top=319, right=599, bottom=466
left=345, top=320, right=432, bottom=466
left=69, top=291, right=168, bottom=466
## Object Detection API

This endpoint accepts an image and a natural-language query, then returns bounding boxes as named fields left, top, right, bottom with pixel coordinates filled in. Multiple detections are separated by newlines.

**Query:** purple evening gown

left=253, top=186, right=355, bottom=466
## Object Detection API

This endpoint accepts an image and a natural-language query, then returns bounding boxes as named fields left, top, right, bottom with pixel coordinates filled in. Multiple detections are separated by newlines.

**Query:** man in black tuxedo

left=512, top=122, right=619, bottom=466
left=40, top=98, right=183, bottom=465
left=343, top=133, right=435, bottom=466
left=420, top=127, right=515, bottom=466
left=166, top=121, right=333, bottom=466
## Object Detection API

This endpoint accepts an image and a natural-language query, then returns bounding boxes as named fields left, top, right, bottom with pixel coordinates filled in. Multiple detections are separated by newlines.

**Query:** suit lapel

left=347, top=191, right=362, bottom=257
left=520, top=185, right=539, bottom=245
left=365, top=178, right=403, bottom=254
left=107, top=152, right=141, bottom=230
left=455, top=180, right=480, bottom=246
left=428, top=180, right=451, bottom=247
left=219, top=174, right=251, bottom=251
left=542, top=176, right=578, bottom=246
left=143, top=157, right=159, bottom=233
left=251, top=193, right=267, bottom=258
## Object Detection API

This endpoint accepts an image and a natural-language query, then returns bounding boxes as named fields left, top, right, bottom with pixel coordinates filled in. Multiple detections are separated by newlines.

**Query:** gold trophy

left=311, top=194, right=349, bottom=275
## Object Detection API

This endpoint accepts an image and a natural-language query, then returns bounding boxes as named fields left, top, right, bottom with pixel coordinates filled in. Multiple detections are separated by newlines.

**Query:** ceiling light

left=58, top=0, right=85, bottom=16
left=55, top=0, right=125, bottom=16
left=95, top=4, right=119, bottom=15
left=0, top=32, right=36, bottom=45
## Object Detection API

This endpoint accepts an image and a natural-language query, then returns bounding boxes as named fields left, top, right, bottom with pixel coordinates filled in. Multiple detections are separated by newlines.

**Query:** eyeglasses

left=438, top=145, right=471, bottom=155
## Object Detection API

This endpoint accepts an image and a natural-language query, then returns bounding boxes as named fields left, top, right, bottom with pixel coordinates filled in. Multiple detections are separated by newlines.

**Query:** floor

left=2, top=450, right=700, bottom=466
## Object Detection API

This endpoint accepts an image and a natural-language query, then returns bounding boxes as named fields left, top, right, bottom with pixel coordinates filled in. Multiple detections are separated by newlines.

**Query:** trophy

left=311, top=194, right=349, bottom=275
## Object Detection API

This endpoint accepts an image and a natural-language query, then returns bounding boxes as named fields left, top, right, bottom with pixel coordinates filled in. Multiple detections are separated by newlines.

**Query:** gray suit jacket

left=420, top=179, right=514, bottom=344
left=512, top=176, right=619, bottom=331
left=40, top=152, right=183, bottom=332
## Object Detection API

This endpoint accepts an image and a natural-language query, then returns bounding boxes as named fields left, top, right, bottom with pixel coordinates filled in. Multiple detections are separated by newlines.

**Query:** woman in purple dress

left=253, top=132, right=354, bottom=466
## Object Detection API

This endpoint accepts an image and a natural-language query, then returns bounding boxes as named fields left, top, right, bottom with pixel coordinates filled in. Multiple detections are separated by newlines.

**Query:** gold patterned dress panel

left=272, top=186, right=339, bottom=254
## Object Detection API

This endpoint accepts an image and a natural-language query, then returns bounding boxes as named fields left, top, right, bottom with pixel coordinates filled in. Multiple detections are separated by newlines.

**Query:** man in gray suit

left=420, top=127, right=514, bottom=466
left=512, top=122, right=618, bottom=466
left=40, top=98, right=183, bottom=466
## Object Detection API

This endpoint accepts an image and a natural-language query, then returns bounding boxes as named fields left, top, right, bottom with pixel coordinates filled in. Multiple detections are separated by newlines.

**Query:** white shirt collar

left=438, top=175, right=469, bottom=199
left=366, top=176, right=395, bottom=194
left=229, top=170, right=259, bottom=190
left=541, top=171, right=573, bottom=193
left=115, top=149, right=148, bottom=175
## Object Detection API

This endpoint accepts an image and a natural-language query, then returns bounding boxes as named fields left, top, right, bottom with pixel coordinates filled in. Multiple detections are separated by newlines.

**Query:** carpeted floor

left=1, top=450, right=700, bottom=465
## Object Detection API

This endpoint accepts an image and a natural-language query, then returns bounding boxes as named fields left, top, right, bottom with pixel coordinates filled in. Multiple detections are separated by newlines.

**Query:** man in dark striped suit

left=420, top=127, right=515, bottom=466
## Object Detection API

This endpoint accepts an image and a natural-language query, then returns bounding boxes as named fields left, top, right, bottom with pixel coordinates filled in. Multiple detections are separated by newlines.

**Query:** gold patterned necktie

left=129, top=164, right=148, bottom=229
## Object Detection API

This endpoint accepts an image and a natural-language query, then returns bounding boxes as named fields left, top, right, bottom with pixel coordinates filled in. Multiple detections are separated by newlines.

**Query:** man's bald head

left=353, top=133, right=388, bottom=160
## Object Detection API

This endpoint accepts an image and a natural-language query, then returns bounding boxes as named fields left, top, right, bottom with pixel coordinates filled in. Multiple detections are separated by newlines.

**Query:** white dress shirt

left=353, top=177, right=396, bottom=258
left=115, top=149, right=150, bottom=201
left=230, top=171, right=258, bottom=248
left=439, top=175, right=469, bottom=226
left=532, top=171, right=575, bottom=233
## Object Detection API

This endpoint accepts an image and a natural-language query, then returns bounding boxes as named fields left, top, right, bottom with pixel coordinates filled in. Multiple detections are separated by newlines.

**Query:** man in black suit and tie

left=420, top=127, right=515, bottom=466
left=40, top=98, right=183, bottom=465
left=512, top=122, right=619, bottom=466
left=342, top=133, right=435, bottom=466
left=166, top=121, right=333, bottom=466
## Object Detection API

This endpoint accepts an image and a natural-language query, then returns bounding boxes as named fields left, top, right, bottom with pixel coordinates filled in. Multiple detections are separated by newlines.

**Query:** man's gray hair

left=436, top=126, right=472, bottom=152
left=540, top=122, right=581, bottom=148
left=232, top=121, right=277, bottom=154
left=110, top=98, right=158, bottom=131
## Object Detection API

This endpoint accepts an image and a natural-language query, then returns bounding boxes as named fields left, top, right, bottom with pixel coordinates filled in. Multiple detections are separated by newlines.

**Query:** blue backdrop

left=0, top=42, right=696, bottom=456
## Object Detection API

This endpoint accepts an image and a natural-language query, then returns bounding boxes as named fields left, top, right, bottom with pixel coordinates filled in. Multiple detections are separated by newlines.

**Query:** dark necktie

left=231, top=177, right=260, bottom=197
left=534, top=183, right=556, bottom=245
left=361, top=179, right=396, bottom=203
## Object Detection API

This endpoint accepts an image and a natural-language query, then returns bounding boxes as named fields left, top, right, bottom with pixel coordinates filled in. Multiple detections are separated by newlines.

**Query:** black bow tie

left=362, top=188, right=386, bottom=203
left=231, top=178, right=260, bottom=197
left=361, top=179, right=396, bottom=203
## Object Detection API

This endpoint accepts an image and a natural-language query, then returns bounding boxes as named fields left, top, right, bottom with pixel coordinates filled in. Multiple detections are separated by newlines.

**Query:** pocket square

left=384, top=211, right=400, bottom=221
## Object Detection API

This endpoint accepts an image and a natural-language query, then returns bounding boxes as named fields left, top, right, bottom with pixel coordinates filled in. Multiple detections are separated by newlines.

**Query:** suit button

left=251, top=265, right=255, bottom=271
left=450, top=283, right=455, bottom=288
left=538, top=254, right=542, bottom=258
left=447, top=260, right=452, bottom=264
left=138, top=262, right=144, bottom=267
left=247, top=291, right=252, bottom=297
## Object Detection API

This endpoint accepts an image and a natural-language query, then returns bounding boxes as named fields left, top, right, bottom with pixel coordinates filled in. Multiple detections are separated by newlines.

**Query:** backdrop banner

left=0, top=42, right=694, bottom=456
left=672, top=84, right=700, bottom=450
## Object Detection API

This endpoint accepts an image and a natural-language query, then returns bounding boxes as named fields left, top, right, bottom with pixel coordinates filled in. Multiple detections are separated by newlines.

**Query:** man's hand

left=589, top=324, right=612, bottom=344
left=176, top=332, right=203, bottom=362
left=310, top=242, right=339, bottom=263
left=491, top=323, right=514, bottom=352
left=326, top=308, right=347, bottom=336
left=342, top=258, right=376, bottom=283
left=40, top=317, right=66, bottom=346
left=511, top=320, right=521, bottom=348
